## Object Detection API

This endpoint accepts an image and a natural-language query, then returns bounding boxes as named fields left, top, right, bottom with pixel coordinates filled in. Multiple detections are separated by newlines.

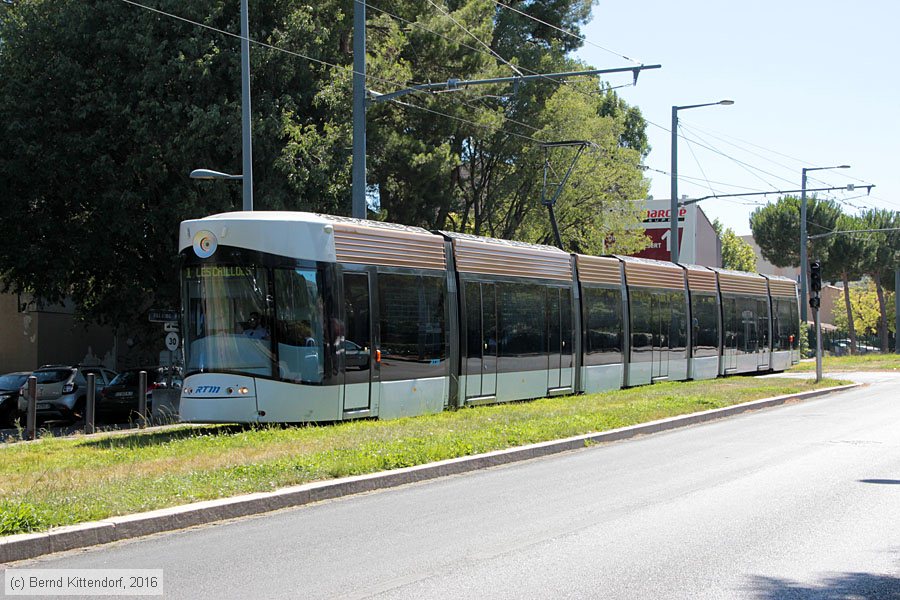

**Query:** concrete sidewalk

left=0, top=383, right=861, bottom=564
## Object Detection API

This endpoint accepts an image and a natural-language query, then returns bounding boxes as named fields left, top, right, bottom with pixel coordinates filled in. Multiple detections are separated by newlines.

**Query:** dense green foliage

left=831, top=280, right=895, bottom=337
left=750, top=196, right=899, bottom=351
left=0, top=0, right=650, bottom=325
left=748, top=195, right=842, bottom=269
left=712, top=218, right=756, bottom=272
left=858, top=209, right=900, bottom=350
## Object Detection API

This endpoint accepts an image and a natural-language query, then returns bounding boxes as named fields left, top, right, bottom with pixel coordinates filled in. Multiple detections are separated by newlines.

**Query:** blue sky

left=574, top=0, right=899, bottom=236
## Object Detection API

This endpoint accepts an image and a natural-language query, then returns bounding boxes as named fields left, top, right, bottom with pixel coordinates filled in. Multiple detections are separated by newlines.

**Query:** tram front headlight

left=238, top=386, right=249, bottom=395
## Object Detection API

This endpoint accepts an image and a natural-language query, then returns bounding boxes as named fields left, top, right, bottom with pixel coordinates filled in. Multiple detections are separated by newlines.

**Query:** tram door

left=342, top=272, right=373, bottom=412
left=757, top=298, right=770, bottom=369
left=651, top=294, right=670, bottom=380
left=722, top=297, right=738, bottom=372
left=465, top=283, right=497, bottom=399
left=547, top=288, right=574, bottom=390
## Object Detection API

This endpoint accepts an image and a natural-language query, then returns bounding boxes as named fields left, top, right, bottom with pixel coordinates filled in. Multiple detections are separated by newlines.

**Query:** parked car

left=97, top=367, right=181, bottom=422
left=343, top=339, right=370, bottom=370
left=0, top=371, right=31, bottom=427
left=17, top=365, right=117, bottom=423
left=829, top=339, right=881, bottom=356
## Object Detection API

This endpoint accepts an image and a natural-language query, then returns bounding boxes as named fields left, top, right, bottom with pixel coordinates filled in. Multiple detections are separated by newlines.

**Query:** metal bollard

left=138, top=370, right=148, bottom=428
left=85, top=373, right=96, bottom=435
left=25, top=375, right=37, bottom=441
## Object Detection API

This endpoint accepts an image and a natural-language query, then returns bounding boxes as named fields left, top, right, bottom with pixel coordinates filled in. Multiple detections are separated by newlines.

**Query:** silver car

left=18, top=365, right=117, bottom=423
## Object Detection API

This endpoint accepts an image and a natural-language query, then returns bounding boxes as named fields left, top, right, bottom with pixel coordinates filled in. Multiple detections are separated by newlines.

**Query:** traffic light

left=809, top=261, right=822, bottom=293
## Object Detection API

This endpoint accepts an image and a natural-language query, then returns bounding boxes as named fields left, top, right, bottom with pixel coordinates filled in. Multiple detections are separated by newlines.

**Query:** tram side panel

left=714, top=269, right=774, bottom=375
left=764, top=275, right=801, bottom=372
left=443, top=232, right=575, bottom=407
left=575, top=255, right=626, bottom=393
left=458, top=275, right=576, bottom=405
left=373, top=269, right=450, bottom=419
left=619, top=257, right=689, bottom=386
left=718, top=293, right=775, bottom=375
left=580, top=284, right=626, bottom=392
left=682, top=265, right=720, bottom=381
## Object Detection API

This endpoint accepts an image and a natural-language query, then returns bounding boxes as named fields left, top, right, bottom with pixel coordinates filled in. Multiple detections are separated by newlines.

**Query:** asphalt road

left=7, top=372, right=900, bottom=599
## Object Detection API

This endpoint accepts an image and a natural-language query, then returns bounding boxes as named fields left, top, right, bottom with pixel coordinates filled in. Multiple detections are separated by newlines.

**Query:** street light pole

left=799, top=164, right=850, bottom=323
left=239, top=0, right=253, bottom=211
left=800, top=168, right=809, bottom=323
left=190, top=1, right=253, bottom=210
left=670, top=100, right=733, bottom=263
left=351, top=0, right=366, bottom=219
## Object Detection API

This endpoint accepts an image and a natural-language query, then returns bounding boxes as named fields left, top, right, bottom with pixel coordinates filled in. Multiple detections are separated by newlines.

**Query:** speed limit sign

left=165, top=331, right=180, bottom=352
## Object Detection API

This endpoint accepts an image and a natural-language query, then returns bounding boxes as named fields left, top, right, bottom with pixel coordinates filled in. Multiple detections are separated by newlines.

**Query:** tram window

left=690, top=293, right=718, bottom=358
left=757, top=298, right=770, bottom=351
left=669, top=290, right=687, bottom=352
left=774, top=298, right=795, bottom=351
left=274, top=268, right=325, bottom=383
left=497, top=283, right=546, bottom=373
left=465, top=282, right=483, bottom=363
left=730, top=297, right=758, bottom=353
left=788, top=299, right=800, bottom=350
left=629, top=290, right=653, bottom=361
left=723, top=296, right=741, bottom=353
left=182, top=266, right=272, bottom=376
left=378, top=274, right=446, bottom=382
left=583, top=286, right=623, bottom=365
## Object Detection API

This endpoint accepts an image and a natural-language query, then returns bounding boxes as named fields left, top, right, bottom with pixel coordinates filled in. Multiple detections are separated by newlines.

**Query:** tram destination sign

left=149, top=309, right=179, bottom=323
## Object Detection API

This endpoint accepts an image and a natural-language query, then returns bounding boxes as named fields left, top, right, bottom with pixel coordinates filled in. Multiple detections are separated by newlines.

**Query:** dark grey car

left=0, top=371, right=30, bottom=427
left=17, top=365, right=117, bottom=423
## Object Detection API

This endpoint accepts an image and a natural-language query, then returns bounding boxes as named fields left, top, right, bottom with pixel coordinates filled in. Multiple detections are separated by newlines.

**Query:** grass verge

left=0, top=376, right=848, bottom=536
left=792, top=354, right=900, bottom=372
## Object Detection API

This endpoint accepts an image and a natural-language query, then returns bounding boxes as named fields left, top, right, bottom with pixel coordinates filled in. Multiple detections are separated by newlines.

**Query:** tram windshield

left=183, top=265, right=326, bottom=383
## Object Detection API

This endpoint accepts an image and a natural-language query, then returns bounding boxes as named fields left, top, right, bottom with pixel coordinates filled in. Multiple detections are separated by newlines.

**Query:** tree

left=749, top=195, right=842, bottom=270
left=711, top=219, right=756, bottom=272
left=858, top=208, right=900, bottom=351
left=0, top=0, right=651, bottom=329
left=823, top=214, right=868, bottom=353
left=832, top=279, right=895, bottom=340
left=0, top=0, right=347, bottom=327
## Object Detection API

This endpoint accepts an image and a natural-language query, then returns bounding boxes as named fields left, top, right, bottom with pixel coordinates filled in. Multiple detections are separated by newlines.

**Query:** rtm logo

left=195, top=386, right=221, bottom=394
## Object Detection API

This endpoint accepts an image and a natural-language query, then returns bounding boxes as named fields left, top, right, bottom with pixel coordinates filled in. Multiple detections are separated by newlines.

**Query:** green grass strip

left=0, top=376, right=848, bottom=536
left=791, top=354, right=900, bottom=372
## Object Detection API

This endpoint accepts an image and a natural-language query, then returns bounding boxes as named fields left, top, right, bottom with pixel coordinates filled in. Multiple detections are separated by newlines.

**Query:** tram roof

left=679, top=262, right=715, bottom=272
left=188, top=211, right=434, bottom=236
left=439, top=230, right=568, bottom=253
left=709, top=266, right=767, bottom=280
left=613, top=255, right=685, bottom=290
left=759, top=273, right=798, bottom=283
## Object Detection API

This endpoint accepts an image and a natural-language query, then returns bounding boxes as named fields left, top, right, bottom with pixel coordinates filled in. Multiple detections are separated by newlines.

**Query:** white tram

left=178, top=211, right=800, bottom=424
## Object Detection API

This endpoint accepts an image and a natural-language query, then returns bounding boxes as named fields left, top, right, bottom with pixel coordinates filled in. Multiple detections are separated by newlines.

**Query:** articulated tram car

left=178, top=211, right=800, bottom=423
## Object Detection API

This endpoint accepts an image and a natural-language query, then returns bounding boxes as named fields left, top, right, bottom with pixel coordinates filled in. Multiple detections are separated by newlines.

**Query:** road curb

left=0, top=383, right=861, bottom=564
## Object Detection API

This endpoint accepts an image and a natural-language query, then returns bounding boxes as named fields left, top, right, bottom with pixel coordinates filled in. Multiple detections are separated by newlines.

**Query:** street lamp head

left=837, top=164, right=851, bottom=169
left=718, top=99, right=735, bottom=105
left=190, top=168, right=243, bottom=181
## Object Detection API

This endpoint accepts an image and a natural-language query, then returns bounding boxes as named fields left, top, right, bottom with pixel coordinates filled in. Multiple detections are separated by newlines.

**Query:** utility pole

left=809, top=227, right=898, bottom=358
left=239, top=0, right=253, bottom=211
left=351, top=0, right=367, bottom=219
left=799, top=165, right=850, bottom=322
left=670, top=99, right=734, bottom=262
left=809, top=261, right=823, bottom=382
